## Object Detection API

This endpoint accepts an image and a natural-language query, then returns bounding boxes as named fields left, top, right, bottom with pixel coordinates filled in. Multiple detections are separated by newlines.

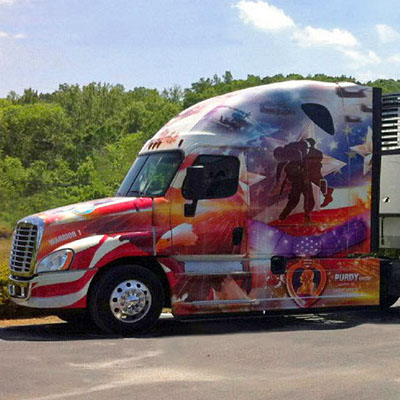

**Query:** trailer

left=7, top=80, right=400, bottom=334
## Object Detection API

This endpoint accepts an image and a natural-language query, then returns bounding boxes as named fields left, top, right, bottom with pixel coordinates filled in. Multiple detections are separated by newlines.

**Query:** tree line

left=1, top=71, right=399, bottom=229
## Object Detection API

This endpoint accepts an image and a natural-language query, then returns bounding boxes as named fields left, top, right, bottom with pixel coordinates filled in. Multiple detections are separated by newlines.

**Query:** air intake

left=9, top=223, right=38, bottom=275
left=382, top=93, right=400, bottom=152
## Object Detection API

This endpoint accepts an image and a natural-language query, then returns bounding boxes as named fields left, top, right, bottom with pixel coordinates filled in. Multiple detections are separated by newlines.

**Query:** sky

left=1, top=0, right=400, bottom=96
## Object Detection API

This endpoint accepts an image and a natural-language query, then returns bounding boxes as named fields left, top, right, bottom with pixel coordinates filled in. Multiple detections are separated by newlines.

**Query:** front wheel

left=88, top=264, right=164, bottom=335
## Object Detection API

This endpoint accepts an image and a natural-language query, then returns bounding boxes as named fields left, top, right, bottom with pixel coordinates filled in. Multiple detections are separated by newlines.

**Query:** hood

left=25, top=197, right=154, bottom=258
left=34, top=197, right=152, bottom=226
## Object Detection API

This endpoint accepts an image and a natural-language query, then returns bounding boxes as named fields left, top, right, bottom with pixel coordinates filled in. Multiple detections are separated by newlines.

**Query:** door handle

left=232, top=227, right=244, bottom=246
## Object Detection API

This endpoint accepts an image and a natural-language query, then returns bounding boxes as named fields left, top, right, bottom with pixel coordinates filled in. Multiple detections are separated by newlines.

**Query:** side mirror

left=183, top=165, right=205, bottom=217
left=183, top=165, right=205, bottom=200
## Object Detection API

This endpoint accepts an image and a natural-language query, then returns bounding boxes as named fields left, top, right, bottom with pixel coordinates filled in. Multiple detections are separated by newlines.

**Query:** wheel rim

left=109, top=280, right=152, bottom=323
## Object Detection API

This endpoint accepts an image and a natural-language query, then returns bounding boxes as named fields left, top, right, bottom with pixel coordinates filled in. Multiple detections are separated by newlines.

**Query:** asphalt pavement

left=1, top=305, right=400, bottom=400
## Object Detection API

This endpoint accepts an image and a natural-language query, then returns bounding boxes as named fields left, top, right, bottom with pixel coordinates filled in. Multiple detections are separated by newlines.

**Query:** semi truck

left=7, top=80, right=400, bottom=334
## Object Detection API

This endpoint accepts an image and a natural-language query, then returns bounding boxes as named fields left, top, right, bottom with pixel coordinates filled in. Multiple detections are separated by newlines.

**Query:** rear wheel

left=88, top=265, right=164, bottom=334
left=380, top=294, right=399, bottom=310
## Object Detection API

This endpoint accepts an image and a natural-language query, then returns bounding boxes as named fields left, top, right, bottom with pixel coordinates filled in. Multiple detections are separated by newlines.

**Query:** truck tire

left=380, top=295, right=399, bottom=310
left=88, top=264, right=164, bottom=335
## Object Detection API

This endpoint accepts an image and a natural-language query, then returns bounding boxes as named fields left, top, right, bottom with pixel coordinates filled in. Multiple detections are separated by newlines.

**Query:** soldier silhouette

left=274, top=138, right=334, bottom=221
left=274, top=140, right=314, bottom=221
left=304, top=138, right=334, bottom=208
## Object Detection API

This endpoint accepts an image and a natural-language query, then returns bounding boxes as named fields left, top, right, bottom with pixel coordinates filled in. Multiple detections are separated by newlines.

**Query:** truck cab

left=8, top=80, right=398, bottom=334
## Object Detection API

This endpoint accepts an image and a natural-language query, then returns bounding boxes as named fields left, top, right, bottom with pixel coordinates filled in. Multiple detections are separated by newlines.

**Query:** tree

left=161, top=85, right=183, bottom=103
left=223, top=71, right=233, bottom=84
left=0, top=103, right=73, bottom=168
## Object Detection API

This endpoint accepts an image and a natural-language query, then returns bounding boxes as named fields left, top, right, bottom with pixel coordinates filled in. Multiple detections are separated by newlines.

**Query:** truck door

left=168, top=149, right=252, bottom=311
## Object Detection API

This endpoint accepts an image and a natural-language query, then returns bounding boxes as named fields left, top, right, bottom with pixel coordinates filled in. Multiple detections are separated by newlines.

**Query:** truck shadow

left=2, top=306, right=400, bottom=342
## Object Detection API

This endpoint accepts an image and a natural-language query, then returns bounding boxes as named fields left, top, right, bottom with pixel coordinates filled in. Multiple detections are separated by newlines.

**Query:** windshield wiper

left=127, top=190, right=146, bottom=197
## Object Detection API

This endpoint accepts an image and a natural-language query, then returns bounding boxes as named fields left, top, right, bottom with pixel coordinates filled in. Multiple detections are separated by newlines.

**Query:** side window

left=183, top=155, right=240, bottom=199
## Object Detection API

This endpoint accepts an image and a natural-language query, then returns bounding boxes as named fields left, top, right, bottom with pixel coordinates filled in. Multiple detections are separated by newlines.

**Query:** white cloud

left=0, top=0, right=16, bottom=4
left=356, top=70, right=385, bottom=83
left=376, top=24, right=400, bottom=44
left=235, top=0, right=295, bottom=32
left=234, top=1, right=383, bottom=71
left=388, top=53, right=400, bottom=63
left=341, top=49, right=381, bottom=68
left=0, top=31, right=26, bottom=39
left=13, top=33, right=26, bottom=39
left=292, top=26, right=359, bottom=48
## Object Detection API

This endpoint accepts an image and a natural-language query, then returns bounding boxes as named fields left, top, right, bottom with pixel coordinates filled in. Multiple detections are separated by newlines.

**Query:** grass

left=0, top=237, right=11, bottom=309
left=0, top=236, right=17, bottom=318
left=0, top=238, right=10, bottom=267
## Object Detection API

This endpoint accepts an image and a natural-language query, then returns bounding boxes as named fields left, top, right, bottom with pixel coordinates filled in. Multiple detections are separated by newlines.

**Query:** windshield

left=116, top=151, right=183, bottom=197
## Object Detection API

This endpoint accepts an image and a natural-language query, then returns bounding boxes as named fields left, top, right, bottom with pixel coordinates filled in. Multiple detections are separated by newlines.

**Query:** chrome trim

left=173, top=254, right=246, bottom=261
left=9, top=216, right=45, bottom=277
left=192, top=299, right=259, bottom=306
left=184, top=260, right=244, bottom=275
left=8, top=276, right=32, bottom=300
left=185, top=271, right=249, bottom=277
left=109, top=279, right=152, bottom=323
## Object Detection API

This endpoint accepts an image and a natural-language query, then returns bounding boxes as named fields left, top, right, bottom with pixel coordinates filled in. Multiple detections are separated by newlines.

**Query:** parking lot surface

left=1, top=307, right=400, bottom=400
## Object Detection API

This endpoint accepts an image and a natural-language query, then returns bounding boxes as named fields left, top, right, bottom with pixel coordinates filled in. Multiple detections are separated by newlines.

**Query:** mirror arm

left=184, top=200, right=198, bottom=217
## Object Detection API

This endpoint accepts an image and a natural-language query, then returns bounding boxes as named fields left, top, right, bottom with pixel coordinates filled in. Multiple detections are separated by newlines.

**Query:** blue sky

left=1, top=0, right=400, bottom=96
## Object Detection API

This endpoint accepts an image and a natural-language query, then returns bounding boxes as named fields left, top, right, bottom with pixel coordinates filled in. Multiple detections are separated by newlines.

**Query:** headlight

left=36, top=249, right=74, bottom=274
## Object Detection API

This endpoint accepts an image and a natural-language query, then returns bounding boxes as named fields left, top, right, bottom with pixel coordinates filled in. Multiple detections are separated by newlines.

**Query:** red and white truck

left=8, top=80, right=400, bottom=334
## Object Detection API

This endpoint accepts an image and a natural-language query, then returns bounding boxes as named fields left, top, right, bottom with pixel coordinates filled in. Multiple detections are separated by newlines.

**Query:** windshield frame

left=116, top=149, right=184, bottom=198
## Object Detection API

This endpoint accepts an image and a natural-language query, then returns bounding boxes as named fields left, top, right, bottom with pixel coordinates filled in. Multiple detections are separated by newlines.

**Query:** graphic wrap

left=12, top=81, right=380, bottom=314
left=161, top=257, right=379, bottom=315
left=150, top=81, right=379, bottom=314
left=286, top=260, right=328, bottom=308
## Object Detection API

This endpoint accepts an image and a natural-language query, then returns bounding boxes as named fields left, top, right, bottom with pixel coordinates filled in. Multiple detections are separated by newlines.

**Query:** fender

left=57, top=232, right=155, bottom=271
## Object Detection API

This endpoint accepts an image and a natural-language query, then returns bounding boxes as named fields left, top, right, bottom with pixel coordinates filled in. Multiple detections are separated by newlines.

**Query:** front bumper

left=8, top=269, right=97, bottom=309
left=8, top=278, right=31, bottom=300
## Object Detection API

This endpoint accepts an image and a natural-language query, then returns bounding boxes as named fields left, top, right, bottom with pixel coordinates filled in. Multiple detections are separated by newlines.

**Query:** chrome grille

left=9, top=223, right=38, bottom=275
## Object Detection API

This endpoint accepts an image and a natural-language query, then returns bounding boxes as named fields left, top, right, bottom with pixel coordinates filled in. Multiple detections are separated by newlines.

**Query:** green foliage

left=366, top=79, right=400, bottom=94
left=0, top=103, right=73, bottom=167
left=0, top=237, right=11, bottom=310
left=1, top=71, right=400, bottom=229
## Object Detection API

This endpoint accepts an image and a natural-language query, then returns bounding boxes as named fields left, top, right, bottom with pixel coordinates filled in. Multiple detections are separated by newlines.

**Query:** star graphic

left=247, top=171, right=266, bottom=186
left=329, top=141, right=338, bottom=151
left=350, top=126, right=373, bottom=174
left=315, top=136, right=324, bottom=146
left=343, top=124, right=353, bottom=135
left=348, top=151, right=357, bottom=159
left=321, top=155, right=346, bottom=176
